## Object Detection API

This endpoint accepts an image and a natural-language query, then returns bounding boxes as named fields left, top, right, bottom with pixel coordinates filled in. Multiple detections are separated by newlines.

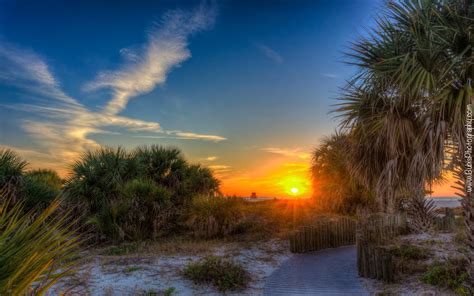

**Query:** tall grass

left=0, top=198, right=80, bottom=294
left=184, top=196, right=246, bottom=238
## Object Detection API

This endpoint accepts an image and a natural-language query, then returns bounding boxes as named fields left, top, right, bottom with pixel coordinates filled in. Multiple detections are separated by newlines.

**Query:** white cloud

left=85, top=4, right=216, bottom=115
left=172, top=132, right=226, bottom=142
left=320, top=73, right=337, bottom=79
left=205, top=156, right=218, bottom=161
left=134, top=132, right=226, bottom=142
left=208, top=164, right=232, bottom=173
left=0, top=4, right=225, bottom=171
left=256, top=43, right=283, bottom=64
left=260, top=147, right=310, bottom=159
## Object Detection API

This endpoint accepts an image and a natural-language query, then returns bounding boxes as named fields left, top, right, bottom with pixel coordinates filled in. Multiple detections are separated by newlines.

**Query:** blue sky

left=0, top=0, right=385, bottom=196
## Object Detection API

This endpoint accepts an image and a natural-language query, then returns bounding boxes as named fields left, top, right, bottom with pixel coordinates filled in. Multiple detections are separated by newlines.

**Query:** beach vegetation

left=421, top=258, right=469, bottom=295
left=310, top=133, right=374, bottom=214
left=183, top=256, right=250, bottom=292
left=0, top=198, right=80, bottom=294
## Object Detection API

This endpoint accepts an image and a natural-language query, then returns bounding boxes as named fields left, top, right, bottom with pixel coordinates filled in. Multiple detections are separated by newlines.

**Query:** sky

left=0, top=0, right=455, bottom=198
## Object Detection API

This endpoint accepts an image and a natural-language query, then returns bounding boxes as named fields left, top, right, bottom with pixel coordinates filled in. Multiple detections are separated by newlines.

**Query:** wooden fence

left=356, top=213, right=407, bottom=283
left=290, top=217, right=356, bottom=253
left=434, top=208, right=456, bottom=231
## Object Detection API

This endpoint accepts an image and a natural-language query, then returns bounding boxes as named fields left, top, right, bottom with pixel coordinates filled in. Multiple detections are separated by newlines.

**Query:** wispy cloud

left=85, top=4, right=216, bottom=115
left=260, top=147, right=310, bottom=159
left=0, top=4, right=225, bottom=172
left=172, top=132, right=225, bottom=141
left=208, top=164, right=232, bottom=174
left=204, top=156, right=218, bottom=161
left=134, top=132, right=226, bottom=142
left=256, top=43, right=283, bottom=64
left=320, top=73, right=337, bottom=79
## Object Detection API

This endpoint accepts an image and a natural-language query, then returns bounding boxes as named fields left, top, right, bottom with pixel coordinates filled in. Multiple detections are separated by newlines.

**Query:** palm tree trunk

left=465, top=190, right=474, bottom=287
left=455, top=150, right=474, bottom=287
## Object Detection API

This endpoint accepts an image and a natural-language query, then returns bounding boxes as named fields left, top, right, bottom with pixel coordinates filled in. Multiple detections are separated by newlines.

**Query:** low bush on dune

left=0, top=149, right=61, bottom=212
left=134, top=146, right=219, bottom=204
left=64, top=145, right=220, bottom=242
left=183, top=256, right=250, bottom=292
left=23, top=169, right=62, bottom=211
left=184, top=195, right=248, bottom=238
left=390, top=244, right=431, bottom=261
left=421, top=257, right=469, bottom=295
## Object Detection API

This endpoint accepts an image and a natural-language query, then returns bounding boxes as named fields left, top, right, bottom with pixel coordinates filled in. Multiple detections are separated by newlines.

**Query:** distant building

left=250, top=192, right=257, bottom=198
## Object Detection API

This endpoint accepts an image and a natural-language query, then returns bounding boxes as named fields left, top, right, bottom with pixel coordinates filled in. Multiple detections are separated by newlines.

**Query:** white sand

left=48, top=239, right=292, bottom=295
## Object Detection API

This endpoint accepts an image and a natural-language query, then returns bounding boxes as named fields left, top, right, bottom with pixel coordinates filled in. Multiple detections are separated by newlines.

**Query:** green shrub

left=133, top=146, right=219, bottom=205
left=0, top=150, right=61, bottom=211
left=120, top=179, right=170, bottom=240
left=103, top=243, right=140, bottom=256
left=123, top=266, right=141, bottom=273
left=23, top=169, right=62, bottom=211
left=421, top=258, right=469, bottom=295
left=163, top=287, right=176, bottom=296
left=64, top=147, right=139, bottom=212
left=65, top=145, right=220, bottom=242
left=183, top=256, right=250, bottom=292
left=390, top=244, right=431, bottom=261
left=184, top=195, right=247, bottom=238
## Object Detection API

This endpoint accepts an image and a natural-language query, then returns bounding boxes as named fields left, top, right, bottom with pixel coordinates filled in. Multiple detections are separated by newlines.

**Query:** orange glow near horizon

left=9, top=145, right=457, bottom=199
left=218, top=158, right=458, bottom=198
left=219, top=159, right=311, bottom=198
left=429, top=171, right=458, bottom=197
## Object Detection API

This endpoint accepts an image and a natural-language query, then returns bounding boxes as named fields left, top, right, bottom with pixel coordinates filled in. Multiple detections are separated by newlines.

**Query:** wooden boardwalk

left=263, top=246, right=368, bottom=296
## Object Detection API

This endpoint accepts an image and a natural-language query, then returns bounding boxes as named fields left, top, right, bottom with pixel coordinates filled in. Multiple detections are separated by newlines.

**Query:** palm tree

left=64, top=145, right=220, bottom=241
left=337, top=0, right=473, bottom=283
left=0, top=149, right=28, bottom=202
left=310, top=133, right=374, bottom=213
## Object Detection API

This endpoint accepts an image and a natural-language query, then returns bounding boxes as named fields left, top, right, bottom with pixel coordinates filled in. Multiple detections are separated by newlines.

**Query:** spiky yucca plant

left=0, top=198, right=80, bottom=294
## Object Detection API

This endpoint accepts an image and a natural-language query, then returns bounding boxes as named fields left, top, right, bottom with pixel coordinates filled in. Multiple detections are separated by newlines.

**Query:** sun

left=290, top=187, right=299, bottom=195
left=279, top=175, right=309, bottom=197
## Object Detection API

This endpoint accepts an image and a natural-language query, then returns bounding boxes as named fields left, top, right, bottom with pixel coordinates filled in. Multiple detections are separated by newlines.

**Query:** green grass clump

left=104, top=243, right=140, bottom=256
left=183, top=256, right=250, bottom=292
left=390, top=244, right=431, bottom=261
left=123, top=266, right=141, bottom=273
left=163, top=287, right=176, bottom=296
left=421, top=258, right=469, bottom=295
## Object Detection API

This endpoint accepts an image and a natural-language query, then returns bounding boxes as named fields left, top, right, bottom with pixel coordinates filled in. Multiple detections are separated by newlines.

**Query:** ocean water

left=427, top=197, right=462, bottom=208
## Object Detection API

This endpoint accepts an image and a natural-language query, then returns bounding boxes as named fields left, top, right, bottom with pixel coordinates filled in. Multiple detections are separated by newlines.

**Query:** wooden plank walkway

left=263, top=246, right=369, bottom=296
